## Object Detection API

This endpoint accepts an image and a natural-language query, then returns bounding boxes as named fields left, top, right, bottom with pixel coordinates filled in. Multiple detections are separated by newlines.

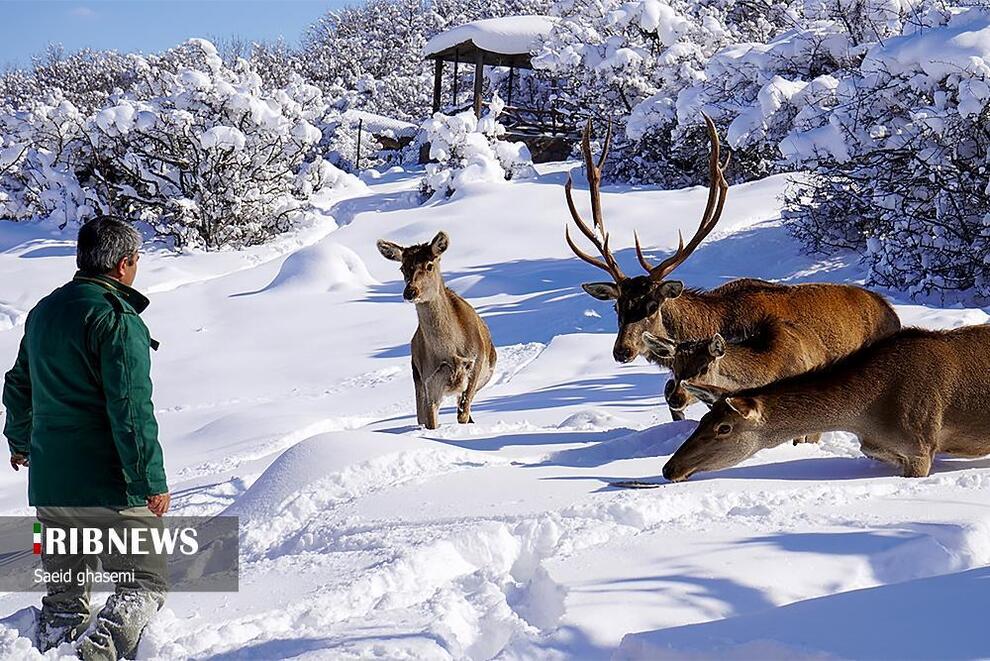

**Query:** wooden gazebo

left=423, top=15, right=576, bottom=161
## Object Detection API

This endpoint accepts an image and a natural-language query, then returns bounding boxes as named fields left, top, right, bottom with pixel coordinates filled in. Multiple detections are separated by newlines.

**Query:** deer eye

left=426, top=262, right=434, bottom=272
left=716, top=424, right=732, bottom=436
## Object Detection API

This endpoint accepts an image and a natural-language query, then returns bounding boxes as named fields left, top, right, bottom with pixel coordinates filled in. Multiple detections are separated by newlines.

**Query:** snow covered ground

left=1, top=162, right=989, bottom=659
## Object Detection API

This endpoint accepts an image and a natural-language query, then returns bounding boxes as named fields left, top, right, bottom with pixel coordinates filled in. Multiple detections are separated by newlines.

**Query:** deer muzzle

left=662, top=460, right=695, bottom=482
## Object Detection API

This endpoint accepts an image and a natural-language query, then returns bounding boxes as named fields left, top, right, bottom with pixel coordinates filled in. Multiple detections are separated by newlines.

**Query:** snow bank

left=224, top=431, right=507, bottom=557
left=616, top=565, right=990, bottom=660
left=261, top=240, right=377, bottom=294
left=424, top=15, right=557, bottom=56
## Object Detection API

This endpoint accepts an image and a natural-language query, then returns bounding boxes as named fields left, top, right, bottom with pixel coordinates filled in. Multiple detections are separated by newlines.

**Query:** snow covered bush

left=0, top=93, right=91, bottom=227
left=784, top=6, right=990, bottom=300
left=1, top=39, right=352, bottom=249
left=421, top=94, right=536, bottom=198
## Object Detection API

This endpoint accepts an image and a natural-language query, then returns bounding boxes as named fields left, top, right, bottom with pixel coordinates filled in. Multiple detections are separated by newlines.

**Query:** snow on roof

left=424, top=15, right=557, bottom=57
left=341, top=109, right=417, bottom=136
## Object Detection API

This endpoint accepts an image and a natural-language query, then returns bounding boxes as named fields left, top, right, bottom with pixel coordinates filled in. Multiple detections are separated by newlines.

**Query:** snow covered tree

left=0, top=45, right=141, bottom=114
left=2, top=40, right=360, bottom=249
left=84, top=40, right=346, bottom=249
left=783, top=6, right=990, bottom=300
left=533, top=0, right=802, bottom=183
left=0, top=92, right=90, bottom=227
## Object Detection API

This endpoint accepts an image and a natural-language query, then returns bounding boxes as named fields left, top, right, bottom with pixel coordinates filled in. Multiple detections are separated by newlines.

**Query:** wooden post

left=356, top=118, right=363, bottom=171
left=452, top=50, right=459, bottom=106
left=507, top=65, right=515, bottom=107
left=432, top=58, right=443, bottom=113
left=472, top=50, right=484, bottom=117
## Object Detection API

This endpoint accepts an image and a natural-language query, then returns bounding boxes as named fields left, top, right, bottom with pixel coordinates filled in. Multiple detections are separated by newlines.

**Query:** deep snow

left=1, top=163, right=989, bottom=659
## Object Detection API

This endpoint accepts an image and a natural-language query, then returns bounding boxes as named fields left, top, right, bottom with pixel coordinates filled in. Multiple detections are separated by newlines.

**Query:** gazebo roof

left=423, top=15, right=557, bottom=68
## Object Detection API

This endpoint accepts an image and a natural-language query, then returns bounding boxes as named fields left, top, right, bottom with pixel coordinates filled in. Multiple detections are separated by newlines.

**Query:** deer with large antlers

left=565, top=114, right=901, bottom=420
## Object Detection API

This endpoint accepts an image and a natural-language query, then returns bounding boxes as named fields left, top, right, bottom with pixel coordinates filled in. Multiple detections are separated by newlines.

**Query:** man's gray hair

left=76, top=216, right=142, bottom=275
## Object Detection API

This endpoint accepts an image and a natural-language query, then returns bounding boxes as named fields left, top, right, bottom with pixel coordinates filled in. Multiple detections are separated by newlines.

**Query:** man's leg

left=36, top=507, right=96, bottom=652
left=77, top=506, right=167, bottom=661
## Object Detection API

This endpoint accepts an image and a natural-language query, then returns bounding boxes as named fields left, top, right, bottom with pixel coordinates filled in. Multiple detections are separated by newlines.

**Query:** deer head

left=645, top=332, right=725, bottom=413
left=377, top=231, right=449, bottom=303
left=566, top=114, right=729, bottom=363
left=661, top=383, right=766, bottom=482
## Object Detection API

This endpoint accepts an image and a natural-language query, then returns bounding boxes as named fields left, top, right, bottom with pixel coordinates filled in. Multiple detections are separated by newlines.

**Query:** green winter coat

left=2, top=273, right=168, bottom=508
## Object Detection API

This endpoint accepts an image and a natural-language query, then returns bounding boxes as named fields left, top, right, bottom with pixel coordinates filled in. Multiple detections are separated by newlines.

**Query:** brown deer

left=564, top=114, right=900, bottom=420
left=662, top=325, right=990, bottom=482
left=377, top=232, right=497, bottom=430
left=642, top=322, right=824, bottom=444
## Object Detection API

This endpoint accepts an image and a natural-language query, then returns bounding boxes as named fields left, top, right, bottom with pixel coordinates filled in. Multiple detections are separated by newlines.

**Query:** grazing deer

left=377, top=232, right=497, bottom=430
left=643, top=323, right=824, bottom=444
left=564, top=114, right=900, bottom=420
left=662, top=325, right=990, bottom=482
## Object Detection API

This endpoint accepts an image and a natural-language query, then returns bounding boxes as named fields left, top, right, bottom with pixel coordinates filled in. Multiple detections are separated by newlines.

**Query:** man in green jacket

left=2, top=216, right=170, bottom=660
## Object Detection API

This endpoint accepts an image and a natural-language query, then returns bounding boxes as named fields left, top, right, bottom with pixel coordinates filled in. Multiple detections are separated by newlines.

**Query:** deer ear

left=431, top=231, right=450, bottom=256
left=657, top=280, right=684, bottom=299
left=726, top=396, right=763, bottom=421
left=708, top=334, right=726, bottom=358
left=682, top=382, right=728, bottom=405
left=643, top=332, right=677, bottom=359
left=582, top=282, right=619, bottom=300
left=377, top=240, right=403, bottom=262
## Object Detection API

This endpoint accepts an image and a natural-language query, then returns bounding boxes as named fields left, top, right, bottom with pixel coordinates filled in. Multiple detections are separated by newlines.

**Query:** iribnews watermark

left=31, top=520, right=200, bottom=555
left=0, top=515, right=239, bottom=592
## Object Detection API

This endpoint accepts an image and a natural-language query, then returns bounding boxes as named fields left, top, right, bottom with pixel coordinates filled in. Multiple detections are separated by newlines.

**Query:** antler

left=564, top=119, right=625, bottom=282
left=636, top=112, right=730, bottom=282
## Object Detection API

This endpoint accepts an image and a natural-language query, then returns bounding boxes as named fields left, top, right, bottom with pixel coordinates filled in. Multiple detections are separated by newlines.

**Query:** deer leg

left=422, top=372, right=448, bottom=431
left=457, top=391, right=474, bottom=424
left=458, top=375, right=481, bottom=424
left=413, top=362, right=428, bottom=427
left=424, top=402, right=440, bottom=430
left=421, top=388, right=440, bottom=430
left=458, top=362, right=486, bottom=424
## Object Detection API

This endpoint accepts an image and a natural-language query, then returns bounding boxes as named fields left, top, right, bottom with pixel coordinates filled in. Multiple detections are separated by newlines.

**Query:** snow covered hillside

left=1, top=163, right=989, bottom=659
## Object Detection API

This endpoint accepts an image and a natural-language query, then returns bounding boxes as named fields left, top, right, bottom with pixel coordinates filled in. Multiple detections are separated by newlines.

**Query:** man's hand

left=146, top=492, right=170, bottom=517
left=9, top=454, right=28, bottom=472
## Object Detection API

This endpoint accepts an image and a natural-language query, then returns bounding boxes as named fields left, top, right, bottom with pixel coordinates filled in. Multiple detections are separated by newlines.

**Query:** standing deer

left=642, top=322, right=824, bottom=444
left=564, top=114, right=900, bottom=420
left=377, top=231, right=497, bottom=430
left=662, top=325, right=990, bottom=482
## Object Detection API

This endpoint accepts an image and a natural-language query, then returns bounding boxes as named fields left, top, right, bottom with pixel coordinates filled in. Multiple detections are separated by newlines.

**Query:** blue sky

left=0, top=1, right=350, bottom=68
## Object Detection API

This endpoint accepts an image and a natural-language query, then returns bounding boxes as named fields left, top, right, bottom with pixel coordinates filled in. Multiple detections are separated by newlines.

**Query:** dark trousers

left=37, top=506, right=167, bottom=660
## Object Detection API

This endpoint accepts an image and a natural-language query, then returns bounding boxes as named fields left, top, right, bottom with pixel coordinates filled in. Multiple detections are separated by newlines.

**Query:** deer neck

left=660, top=290, right=725, bottom=341
left=415, top=289, right=456, bottom=339
left=758, top=377, right=872, bottom=442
